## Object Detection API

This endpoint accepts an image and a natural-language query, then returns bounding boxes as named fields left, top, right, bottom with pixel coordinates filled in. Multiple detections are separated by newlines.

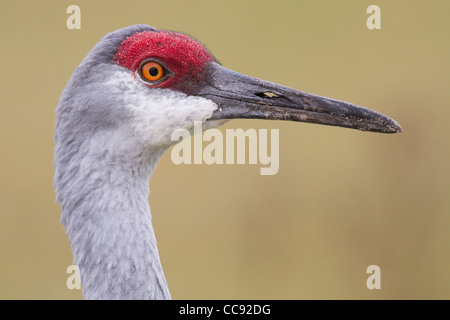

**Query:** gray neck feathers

left=55, top=128, right=170, bottom=299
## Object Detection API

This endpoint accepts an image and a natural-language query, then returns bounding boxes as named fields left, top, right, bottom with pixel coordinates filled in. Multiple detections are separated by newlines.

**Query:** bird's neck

left=58, top=135, right=170, bottom=299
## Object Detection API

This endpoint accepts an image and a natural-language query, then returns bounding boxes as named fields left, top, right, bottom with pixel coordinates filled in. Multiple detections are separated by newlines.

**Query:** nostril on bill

left=255, top=91, right=280, bottom=99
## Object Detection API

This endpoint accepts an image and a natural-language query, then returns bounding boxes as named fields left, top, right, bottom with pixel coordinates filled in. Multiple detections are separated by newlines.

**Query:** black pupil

left=149, top=67, right=159, bottom=77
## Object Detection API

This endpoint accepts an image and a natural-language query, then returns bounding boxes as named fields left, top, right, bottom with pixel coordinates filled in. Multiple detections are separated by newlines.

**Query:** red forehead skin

left=114, top=30, right=215, bottom=94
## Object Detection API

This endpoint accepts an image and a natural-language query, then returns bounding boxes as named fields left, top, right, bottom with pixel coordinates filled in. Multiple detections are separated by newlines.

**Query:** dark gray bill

left=199, top=62, right=402, bottom=133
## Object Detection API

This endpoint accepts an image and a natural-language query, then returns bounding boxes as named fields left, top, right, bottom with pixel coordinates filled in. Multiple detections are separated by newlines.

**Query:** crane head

left=57, top=25, right=401, bottom=153
left=54, top=25, right=402, bottom=300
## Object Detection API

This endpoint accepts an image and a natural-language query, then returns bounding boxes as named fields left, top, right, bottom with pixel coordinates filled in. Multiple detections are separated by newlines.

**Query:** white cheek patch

left=106, top=69, right=218, bottom=147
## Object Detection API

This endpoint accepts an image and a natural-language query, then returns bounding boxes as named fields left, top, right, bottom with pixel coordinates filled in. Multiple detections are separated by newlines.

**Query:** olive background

left=0, top=0, right=448, bottom=299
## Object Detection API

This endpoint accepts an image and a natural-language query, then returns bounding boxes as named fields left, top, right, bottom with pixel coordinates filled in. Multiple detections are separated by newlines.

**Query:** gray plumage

left=55, top=25, right=171, bottom=299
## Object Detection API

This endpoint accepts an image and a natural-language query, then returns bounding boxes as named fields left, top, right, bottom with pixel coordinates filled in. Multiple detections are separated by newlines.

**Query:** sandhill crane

left=54, top=24, right=401, bottom=300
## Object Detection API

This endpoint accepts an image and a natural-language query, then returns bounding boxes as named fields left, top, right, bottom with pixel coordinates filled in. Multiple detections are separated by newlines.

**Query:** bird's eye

left=140, top=61, right=165, bottom=82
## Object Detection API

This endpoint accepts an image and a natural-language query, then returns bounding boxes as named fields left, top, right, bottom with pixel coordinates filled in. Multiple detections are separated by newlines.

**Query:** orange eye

left=140, top=61, right=164, bottom=82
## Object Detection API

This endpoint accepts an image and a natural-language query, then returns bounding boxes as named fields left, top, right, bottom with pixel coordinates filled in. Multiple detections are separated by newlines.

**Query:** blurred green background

left=0, top=0, right=449, bottom=299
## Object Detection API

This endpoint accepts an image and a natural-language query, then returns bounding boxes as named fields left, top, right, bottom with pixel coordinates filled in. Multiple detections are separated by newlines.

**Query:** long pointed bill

left=199, top=63, right=402, bottom=133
